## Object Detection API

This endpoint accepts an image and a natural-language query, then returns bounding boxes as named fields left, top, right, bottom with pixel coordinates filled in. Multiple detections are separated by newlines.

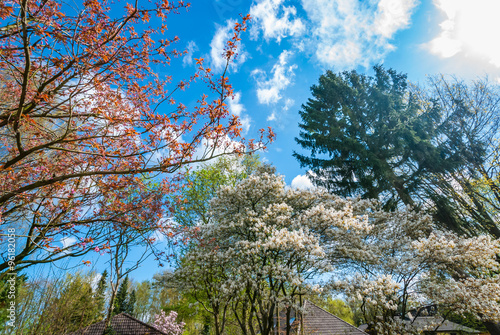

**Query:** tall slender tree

left=412, top=75, right=500, bottom=237
left=113, top=275, right=130, bottom=316
left=126, top=289, right=136, bottom=315
left=94, top=270, right=108, bottom=321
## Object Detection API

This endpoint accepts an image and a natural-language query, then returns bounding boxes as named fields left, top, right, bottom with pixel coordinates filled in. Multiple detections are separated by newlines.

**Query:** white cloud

left=374, top=0, right=418, bottom=38
left=228, top=92, right=251, bottom=135
left=291, top=174, right=315, bottom=190
left=60, top=236, right=77, bottom=252
left=250, top=0, right=305, bottom=42
left=301, top=0, right=418, bottom=69
left=283, top=98, right=295, bottom=111
left=182, top=41, right=199, bottom=67
left=267, top=111, right=277, bottom=121
left=426, top=0, right=500, bottom=67
left=228, top=91, right=244, bottom=116
left=253, top=50, right=297, bottom=105
left=61, top=236, right=76, bottom=248
left=267, top=98, right=294, bottom=122
left=210, top=20, right=248, bottom=72
left=91, top=273, right=102, bottom=291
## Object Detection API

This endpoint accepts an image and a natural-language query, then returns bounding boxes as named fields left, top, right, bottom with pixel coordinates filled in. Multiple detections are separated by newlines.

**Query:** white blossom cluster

left=334, top=274, right=401, bottom=311
left=415, top=233, right=500, bottom=321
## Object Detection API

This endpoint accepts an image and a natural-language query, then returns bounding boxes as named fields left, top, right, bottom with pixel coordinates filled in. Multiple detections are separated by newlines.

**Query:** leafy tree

left=150, top=271, right=213, bottom=334
left=165, top=157, right=265, bottom=333
left=133, top=280, right=153, bottom=322
left=17, top=272, right=104, bottom=334
left=0, top=0, right=271, bottom=275
left=173, top=155, right=262, bottom=227
left=294, top=65, right=453, bottom=210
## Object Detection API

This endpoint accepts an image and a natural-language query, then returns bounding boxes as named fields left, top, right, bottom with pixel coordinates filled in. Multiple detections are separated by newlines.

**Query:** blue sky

left=165, top=0, right=500, bottom=190
left=47, top=0, right=500, bottom=281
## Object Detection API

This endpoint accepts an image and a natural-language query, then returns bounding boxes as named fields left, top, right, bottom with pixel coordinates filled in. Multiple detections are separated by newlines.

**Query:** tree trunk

left=105, top=287, right=118, bottom=329
left=285, top=307, right=291, bottom=335
left=276, top=304, right=280, bottom=335
left=299, top=295, right=304, bottom=335
left=214, top=313, right=221, bottom=335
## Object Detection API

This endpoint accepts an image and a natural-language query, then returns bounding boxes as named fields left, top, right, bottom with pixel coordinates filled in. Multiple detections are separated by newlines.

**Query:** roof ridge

left=119, top=312, right=169, bottom=335
left=304, top=300, right=368, bottom=334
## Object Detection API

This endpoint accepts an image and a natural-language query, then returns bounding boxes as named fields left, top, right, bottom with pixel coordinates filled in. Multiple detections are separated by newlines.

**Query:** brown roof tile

left=300, top=300, right=368, bottom=335
left=68, top=313, right=168, bottom=335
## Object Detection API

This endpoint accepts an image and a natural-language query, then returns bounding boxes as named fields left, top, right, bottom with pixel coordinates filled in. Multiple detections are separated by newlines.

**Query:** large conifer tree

left=294, top=66, right=450, bottom=210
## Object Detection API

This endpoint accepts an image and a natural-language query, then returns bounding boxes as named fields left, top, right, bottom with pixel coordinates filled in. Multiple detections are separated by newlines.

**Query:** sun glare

left=429, top=0, right=500, bottom=67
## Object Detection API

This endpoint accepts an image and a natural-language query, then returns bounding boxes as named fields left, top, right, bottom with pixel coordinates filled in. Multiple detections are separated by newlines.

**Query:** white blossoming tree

left=330, top=209, right=500, bottom=334
left=174, top=167, right=374, bottom=335
left=173, top=164, right=500, bottom=335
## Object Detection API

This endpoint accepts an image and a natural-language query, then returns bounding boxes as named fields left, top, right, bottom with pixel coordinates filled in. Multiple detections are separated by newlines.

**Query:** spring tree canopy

left=0, top=0, right=273, bottom=273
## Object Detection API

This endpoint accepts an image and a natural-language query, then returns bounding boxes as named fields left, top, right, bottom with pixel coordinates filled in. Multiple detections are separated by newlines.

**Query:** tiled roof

left=68, top=313, right=168, bottom=335
left=402, top=316, right=481, bottom=333
left=299, top=301, right=368, bottom=335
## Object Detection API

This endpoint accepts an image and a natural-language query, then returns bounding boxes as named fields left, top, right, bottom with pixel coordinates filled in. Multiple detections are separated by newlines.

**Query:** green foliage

left=47, top=273, right=97, bottom=333
left=14, top=272, right=104, bottom=334
left=121, top=272, right=211, bottom=333
left=0, top=274, right=27, bottom=331
left=324, top=299, right=355, bottom=325
left=133, top=280, right=152, bottom=321
left=113, top=275, right=130, bottom=315
left=127, top=289, right=136, bottom=315
left=152, top=271, right=212, bottom=334
left=173, top=155, right=262, bottom=227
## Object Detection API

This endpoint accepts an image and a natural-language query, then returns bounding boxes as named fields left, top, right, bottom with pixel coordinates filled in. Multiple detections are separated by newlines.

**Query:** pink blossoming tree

left=154, top=310, right=185, bottom=335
